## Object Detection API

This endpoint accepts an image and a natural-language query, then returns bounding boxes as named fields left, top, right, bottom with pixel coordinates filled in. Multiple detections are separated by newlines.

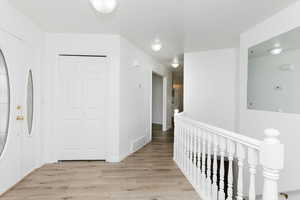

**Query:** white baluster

left=236, top=143, right=246, bottom=200
left=212, top=135, right=219, bottom=200
left=176, top=123, right=180, bottom=163
left=186, top=128, right=191, bottom=177
left=248, top=148, right=258, bottom=200
left=174, top=110, right=179, bottom=162
left=184, top=127, right=188, bottom=175
left=173, top=121, right=178, bottom=162
left=261, top=129, right=284, bottom=200
left=193, top=128, right=198, bottom=184
left=197, top=129, right=202, bottom=187
left=190, top=127, right=195, bottom=183
left=201, top=131, right=207, bottom=195
left=227, top=140, right=236, bottom=200
left=181, top=126, right=184, bottom=171
left=180, top=126, right=185, bottom=170
left=189, top=127, right=193, bottom=179
left=177, top=125, right=182, bottom=167
left=218, top=137, right=226, bottom=200
left=206, top=134, right=212, bottom=199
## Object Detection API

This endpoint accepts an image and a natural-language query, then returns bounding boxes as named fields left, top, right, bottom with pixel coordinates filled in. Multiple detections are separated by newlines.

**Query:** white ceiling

left=184, top=0, right=300, bottom=52
left=9, top=0, right=299, bottom=66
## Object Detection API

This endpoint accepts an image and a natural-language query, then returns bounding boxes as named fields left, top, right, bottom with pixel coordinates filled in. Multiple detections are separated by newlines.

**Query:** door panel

left=57, top=56, right=108, bottom=160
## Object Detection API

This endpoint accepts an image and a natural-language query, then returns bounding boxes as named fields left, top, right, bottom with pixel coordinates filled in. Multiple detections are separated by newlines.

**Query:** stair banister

left=173, top=112, right=284, bottom=200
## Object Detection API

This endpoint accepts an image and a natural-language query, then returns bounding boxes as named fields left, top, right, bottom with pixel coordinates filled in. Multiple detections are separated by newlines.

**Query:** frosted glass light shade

left=171, top=57, right=180, bottom=68
left=90, top=0, right=118, bottom=14
left=172, top=63, right=179, bottom=68
left=269, top=48, right=283, bottom=55
left=151, top=39, right=162, bottom=52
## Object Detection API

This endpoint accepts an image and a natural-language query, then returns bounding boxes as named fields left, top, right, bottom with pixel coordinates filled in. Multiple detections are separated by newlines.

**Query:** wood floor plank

left=0, top=126, right=200, bottom=200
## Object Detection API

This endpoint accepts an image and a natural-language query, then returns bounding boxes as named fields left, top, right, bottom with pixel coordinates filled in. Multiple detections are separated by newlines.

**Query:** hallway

left=0, top=127, right=200, bottom=200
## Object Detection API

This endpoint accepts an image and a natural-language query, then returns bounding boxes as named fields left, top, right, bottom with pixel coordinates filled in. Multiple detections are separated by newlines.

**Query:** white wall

left=43, top=34, right=172, bottom=163
left=184, top=49, right=238, bottom=131
left=0, top=0, right=172, bottom=194
left=152, top=73, right=163, bottom=124
left=0, top=29, right=171, bottom=193
left=43, top=33, right=120, bottom=163
left=239, top=1, right=300, bottom=193
left=248, top=50, right=300, bottom=114
left=0, top=0, right=44, bottom=194
left=119, top=37, right=172, bottom=160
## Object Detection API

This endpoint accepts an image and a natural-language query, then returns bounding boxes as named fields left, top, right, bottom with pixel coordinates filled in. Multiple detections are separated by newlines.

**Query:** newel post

left=260, top=129, right=284, bottom=200
left=173, top=109, right=180, bottom=161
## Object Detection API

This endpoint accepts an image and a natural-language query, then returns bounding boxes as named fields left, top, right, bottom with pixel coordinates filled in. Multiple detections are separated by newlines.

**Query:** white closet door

left=57, top=56, right=108, bottom=160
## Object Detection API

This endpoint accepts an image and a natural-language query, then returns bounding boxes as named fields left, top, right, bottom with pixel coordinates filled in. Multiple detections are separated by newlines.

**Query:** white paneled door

left=56, top=55, right=108, bottom=160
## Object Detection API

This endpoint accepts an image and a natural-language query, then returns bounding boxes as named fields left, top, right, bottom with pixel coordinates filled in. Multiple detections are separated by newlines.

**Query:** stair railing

left=173, top=111, right=284, bottom=200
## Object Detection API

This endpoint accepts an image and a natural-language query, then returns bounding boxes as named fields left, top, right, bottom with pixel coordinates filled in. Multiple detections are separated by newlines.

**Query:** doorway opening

left=172, top=67, right=184, bottom=120
left=152, top=73, right=164, bottom=139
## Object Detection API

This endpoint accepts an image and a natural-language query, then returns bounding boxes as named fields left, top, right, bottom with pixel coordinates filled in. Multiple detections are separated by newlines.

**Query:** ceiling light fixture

left=269, top=47, right=283, bottom=55
left=151, top=39, right=162, bottom=52
left=90, top=0, right=118, bottom=14
left=171, top=57, right=180, bottom=68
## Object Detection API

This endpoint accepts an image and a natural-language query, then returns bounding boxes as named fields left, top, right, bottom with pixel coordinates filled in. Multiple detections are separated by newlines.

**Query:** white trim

left=151, top=71, right=168, bottom=133
left=162, top=77, right=168, bottom=131
left=24, top=69, right=34, bottom=138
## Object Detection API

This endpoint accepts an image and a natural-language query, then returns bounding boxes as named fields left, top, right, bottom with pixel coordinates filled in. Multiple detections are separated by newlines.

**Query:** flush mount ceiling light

left=151, top=39, right=162, bottom=52
left=90, top=0, right=118, bottom=14
left=171, top=57, right=180, bottom=68
left=269, top=47, right=283, bottom=55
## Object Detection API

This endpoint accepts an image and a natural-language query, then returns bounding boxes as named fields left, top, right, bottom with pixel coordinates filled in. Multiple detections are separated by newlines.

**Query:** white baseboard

left=106, top=153, right=129, bottom=163
left=131, top=136, right=148, bottom=153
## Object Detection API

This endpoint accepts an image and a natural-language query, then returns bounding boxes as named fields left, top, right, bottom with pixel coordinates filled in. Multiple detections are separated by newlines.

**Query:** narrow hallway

left=0, top=127, right=200, bottom=200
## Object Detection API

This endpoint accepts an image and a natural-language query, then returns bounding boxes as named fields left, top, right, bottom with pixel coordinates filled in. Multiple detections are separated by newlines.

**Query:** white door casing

left=56, top=55, right=108, bottom=160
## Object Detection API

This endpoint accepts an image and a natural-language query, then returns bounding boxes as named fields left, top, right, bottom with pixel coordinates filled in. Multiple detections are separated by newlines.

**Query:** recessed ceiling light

left=90, top=0, right=118, bottom=14
left=151, top=39, right=162, bottom=52
left=269, top=48, right=283, bottom=55
left=171, top=57, right=180, bottom=68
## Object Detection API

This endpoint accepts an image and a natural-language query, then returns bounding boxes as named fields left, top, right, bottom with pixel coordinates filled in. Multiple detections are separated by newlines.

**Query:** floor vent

left=280, top=193, right=288, bottom=200
left=131, top=136, right=147, bottom=153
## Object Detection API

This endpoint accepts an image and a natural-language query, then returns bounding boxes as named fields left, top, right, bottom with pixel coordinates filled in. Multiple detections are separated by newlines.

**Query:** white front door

left=56, top=55, right=108, bottom=160
left=20, top=44, right=37, bottom=176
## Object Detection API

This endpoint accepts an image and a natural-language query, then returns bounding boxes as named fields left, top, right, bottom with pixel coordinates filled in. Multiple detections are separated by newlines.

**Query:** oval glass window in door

left=0, top=49, right=10, bottom=156
left=27, top=70, right=33, bottom=135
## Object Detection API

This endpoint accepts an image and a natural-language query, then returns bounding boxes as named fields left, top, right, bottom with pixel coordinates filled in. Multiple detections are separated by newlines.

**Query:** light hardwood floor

left=0, top=125, right=200, bottom=200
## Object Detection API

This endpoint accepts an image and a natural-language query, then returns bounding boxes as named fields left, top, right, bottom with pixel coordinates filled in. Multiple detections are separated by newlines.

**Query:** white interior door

left=57, top=55, right=108, bottom=160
